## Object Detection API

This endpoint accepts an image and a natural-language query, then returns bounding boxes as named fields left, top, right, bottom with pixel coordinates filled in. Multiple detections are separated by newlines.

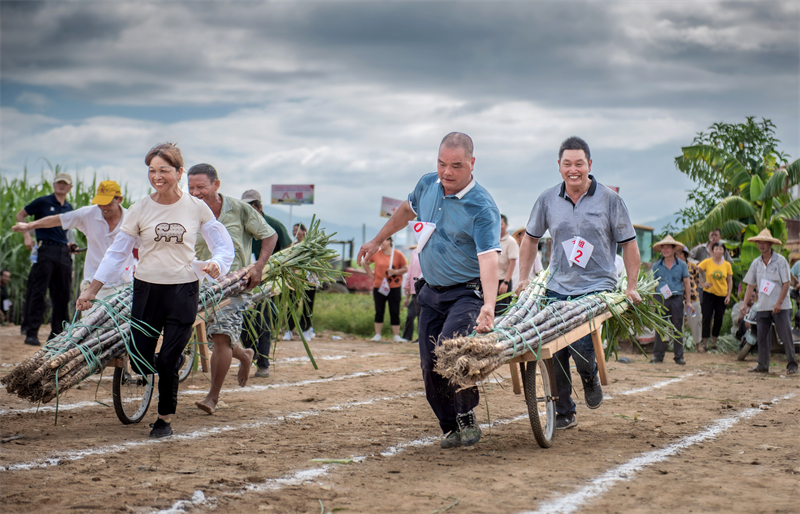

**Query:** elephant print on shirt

left=154, top=223, right=187, bottom=244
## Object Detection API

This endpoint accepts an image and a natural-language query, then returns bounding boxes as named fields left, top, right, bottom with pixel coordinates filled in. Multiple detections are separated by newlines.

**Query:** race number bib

left=759, top=279, right=776, bottom=296
left=659, top=284, right=672, bottom=299
left=378, top=278, right=391, bottom=296
left=409, top=221, right=436, bottom=252
left=561, top=236, right=594, bottom=268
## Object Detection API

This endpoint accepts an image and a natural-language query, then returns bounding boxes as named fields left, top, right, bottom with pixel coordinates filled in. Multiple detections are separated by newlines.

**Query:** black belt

left=38, top=240, right=68, bottom=247
left=427, top=278, right=481, bottom=293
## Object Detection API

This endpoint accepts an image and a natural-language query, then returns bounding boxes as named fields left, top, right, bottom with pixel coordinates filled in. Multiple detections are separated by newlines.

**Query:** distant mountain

left=639, top=213, right=682, bottom=233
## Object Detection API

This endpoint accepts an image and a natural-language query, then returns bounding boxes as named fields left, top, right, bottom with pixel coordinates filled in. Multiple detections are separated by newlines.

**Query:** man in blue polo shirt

left=516, top=136, right=641, bottom=431
left=358, top=132, right=500, bottom=449
left=650, top=235, right=693, bottom=365
left=15, top=173, right=75, bottom=345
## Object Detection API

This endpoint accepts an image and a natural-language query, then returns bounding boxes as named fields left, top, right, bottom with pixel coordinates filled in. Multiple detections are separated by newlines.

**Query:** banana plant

left=675, top=145, right=799, bottom=270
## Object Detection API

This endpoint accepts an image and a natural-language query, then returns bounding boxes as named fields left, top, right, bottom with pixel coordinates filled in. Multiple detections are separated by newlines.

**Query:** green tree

left=673, top=117, right=799, bottom=269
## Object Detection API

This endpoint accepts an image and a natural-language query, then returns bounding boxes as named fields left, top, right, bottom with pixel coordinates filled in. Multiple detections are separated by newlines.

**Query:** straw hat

left=652, top=234, right=682, bottom=252
left=747, top=228, right=782, bottom=246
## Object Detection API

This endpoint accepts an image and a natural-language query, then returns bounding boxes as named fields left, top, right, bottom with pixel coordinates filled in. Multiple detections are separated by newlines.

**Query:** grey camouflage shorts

left=206, top=294, right=249, bottom=348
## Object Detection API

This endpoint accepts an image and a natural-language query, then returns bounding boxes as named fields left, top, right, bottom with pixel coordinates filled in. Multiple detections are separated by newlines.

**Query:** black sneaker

left=649, top=358, right=662, bottom=364
left=583, top=375, right=603, bottom=409
left=149, top=418, right=172, bottom=438
left=440, top=430, right=461, bottom=449
left=24, top=336, right=41, bottom=346
left=456, top=411, right=481, bottom=447
left=674, top=358, right=686, bottom=365
left=556, top=413, right=577, bottom=430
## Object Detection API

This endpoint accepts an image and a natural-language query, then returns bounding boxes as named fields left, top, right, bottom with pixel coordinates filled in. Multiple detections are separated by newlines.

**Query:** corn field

left=0, top=165, right=130, bottom=326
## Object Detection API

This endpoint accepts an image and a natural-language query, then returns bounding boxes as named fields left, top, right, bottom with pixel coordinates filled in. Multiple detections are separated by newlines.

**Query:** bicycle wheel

left=523, top=359, right=555, bottom=448
left=178, top=344, right=197, bottom=383
left=112, top=356, right=155, bottom=424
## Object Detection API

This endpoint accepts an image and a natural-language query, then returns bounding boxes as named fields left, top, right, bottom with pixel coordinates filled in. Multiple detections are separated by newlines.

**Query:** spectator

left=0, top=269, right=11, bottom=324
left=690, top=228, right=732, bottom=303
left=650, top=235, right=693, bottom=364
left=496, top=214, right=519, bottom=315
left=402, top=244, right=422, bottom=343
left=16, top=173, right=75, bottom=346
left=790, top=260, right=800, bottom=338
left=241, top=189, right=293, bottom=378
left=188, top=163, right=277, bottom=414
left=740, top=229, right=797, bottom=374
left=511, top=227, right=541, bottom=286
left=697, top=242, right=733, bottom=352
left=13, top=181, right=135, bottom=317
left=284, top=223, right=318, bottom=341
left=676, top=246, right=702, bottom=348
left=363, top=236, right=408, bottom=342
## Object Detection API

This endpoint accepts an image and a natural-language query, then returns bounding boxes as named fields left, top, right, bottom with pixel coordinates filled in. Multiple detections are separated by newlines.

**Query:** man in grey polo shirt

left=740, top=229, right=797, bottom=374
left=358, top=132, right=500, bottom=449
left=516, top=136, right=641, bottom=430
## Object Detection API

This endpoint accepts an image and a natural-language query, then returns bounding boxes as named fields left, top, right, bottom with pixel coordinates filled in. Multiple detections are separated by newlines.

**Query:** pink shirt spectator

left=403, top=249, right=423, bottom=293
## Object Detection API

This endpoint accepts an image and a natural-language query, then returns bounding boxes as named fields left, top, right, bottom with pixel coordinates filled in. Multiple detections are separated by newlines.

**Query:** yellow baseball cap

left=92, top=180, right=122, bottom=205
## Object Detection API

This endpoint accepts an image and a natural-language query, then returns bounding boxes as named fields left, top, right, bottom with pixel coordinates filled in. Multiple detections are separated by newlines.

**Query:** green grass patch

left=312, top=292, right=416, bottom=339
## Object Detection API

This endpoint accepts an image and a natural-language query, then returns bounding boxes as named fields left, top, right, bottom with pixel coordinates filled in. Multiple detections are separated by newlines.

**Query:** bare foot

left=238, top=349, right=255, bottom=387
left=195, top=398, right=216, bottom=414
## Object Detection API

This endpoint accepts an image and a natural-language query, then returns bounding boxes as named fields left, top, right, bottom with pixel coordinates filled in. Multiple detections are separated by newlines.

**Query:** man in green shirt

left=240, top=189, right=292, bottom=377
left=189, top=165, right=277, bottom=413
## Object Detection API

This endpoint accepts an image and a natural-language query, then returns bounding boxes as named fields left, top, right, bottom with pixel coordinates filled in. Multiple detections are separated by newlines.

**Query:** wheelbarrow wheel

left=112, top=356, right=154, bottom=424
left=522, top=359, right=555, bottom=448
left=178, top=344, right=197, bottom=383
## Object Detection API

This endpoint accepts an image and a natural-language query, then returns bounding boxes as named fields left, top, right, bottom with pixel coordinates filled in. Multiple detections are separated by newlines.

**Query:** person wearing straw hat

left=14, top=172, right=75, bottom=346
left=13, top=180, right=135, bottom=318
left=650, top=235, right=694, bottom=364
left=740, top=229, right=797, bottom=374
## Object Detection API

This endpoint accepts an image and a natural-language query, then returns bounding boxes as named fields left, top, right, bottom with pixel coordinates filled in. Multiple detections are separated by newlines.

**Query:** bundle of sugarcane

left=1, top=217, right=340, bottom=404
left=433, top=270, right=674, bottom=388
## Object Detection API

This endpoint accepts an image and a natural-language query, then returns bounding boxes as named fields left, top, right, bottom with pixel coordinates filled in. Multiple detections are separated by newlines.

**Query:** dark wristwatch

left=502, top=280, right=509, bottom=285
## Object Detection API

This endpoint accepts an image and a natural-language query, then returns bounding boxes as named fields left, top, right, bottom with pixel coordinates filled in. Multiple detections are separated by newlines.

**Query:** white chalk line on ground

left=519, top=392, right=797, bottom=514
left=150, top=374, right=701, bottom=514
left=0, top=391, right=427, bottom=472
left=0, top=367, right=406, bottom=417
left=602, top=373, right=692, bottom=400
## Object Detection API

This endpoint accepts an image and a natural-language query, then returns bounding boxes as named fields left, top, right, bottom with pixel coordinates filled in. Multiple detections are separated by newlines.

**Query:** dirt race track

left=1, top=323, right=798, bottom=514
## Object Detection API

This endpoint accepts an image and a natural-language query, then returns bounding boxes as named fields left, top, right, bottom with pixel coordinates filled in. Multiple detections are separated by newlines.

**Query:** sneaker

left=149, top=418, right=172, bottom=438
left=649, top=358, right=662, bottom=364
left=583, top=375, right=603, bottom=409
left=748, top=366, right=769, bottom=373
left=301, top=328, right=314, bottom=340
left=24, top=336, right=41, bottom=346
left=674, top=358, right=686, bottom=365
left=456, top=411, right=481, bottom=446
left=556, top=413, right=577, bottom=430
left=440, top=430, right=461, bottom=449
left=370, top=334, right=382, bottom=342
left=282, top=331, right=292, bottom=341
left=254, top=368, right=270, bottom=378
left=393, top=335, right=408, bottom=343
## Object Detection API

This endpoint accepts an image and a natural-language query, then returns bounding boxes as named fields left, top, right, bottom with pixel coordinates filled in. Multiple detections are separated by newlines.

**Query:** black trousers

left=701, top=292, right=726, bottom=338
left=653, top=294, right=685, bottom=362
left=495, top=279, right=513, bottom=316
left=288, top=289, right=315, bottom=332
left=417, top=283, right=482, bottom=433
left=130, top=279, right=199, bottom=416
left=242, top=299, right=274, bottom=370
left=373, top=287, right=402, bottom=325
left=402, top=294, right=420, bottom=341
left=756, top=309, right=798, bottom=372
left=23, top=243, right=72, bottom=340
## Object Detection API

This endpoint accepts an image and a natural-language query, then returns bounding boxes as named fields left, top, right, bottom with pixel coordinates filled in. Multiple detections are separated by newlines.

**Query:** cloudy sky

left=2, top=1, right=798, bottom=239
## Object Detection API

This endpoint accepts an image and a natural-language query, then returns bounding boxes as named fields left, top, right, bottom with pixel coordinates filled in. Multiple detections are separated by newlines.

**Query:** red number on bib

left=575, top=249, right=583, bottom=262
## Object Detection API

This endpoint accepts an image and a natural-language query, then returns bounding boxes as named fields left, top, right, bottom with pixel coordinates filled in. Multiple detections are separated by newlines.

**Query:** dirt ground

left=1, top=323, right=798, bottom=514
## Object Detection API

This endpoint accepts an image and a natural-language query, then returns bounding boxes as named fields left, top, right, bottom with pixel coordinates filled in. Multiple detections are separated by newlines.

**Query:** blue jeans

left=417, top=283, right=483, bottom=433
left=546, top=290, right=599, bottom=417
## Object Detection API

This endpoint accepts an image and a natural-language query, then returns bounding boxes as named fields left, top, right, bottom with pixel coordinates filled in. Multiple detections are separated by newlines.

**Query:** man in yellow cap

left=14, top=180, right=135, bottom=317
left=740, top=229, right=797, bottom=374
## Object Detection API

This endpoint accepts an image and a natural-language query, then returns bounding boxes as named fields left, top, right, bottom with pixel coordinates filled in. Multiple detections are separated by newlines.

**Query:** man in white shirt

left=13, top=181, right=135, bottom=316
